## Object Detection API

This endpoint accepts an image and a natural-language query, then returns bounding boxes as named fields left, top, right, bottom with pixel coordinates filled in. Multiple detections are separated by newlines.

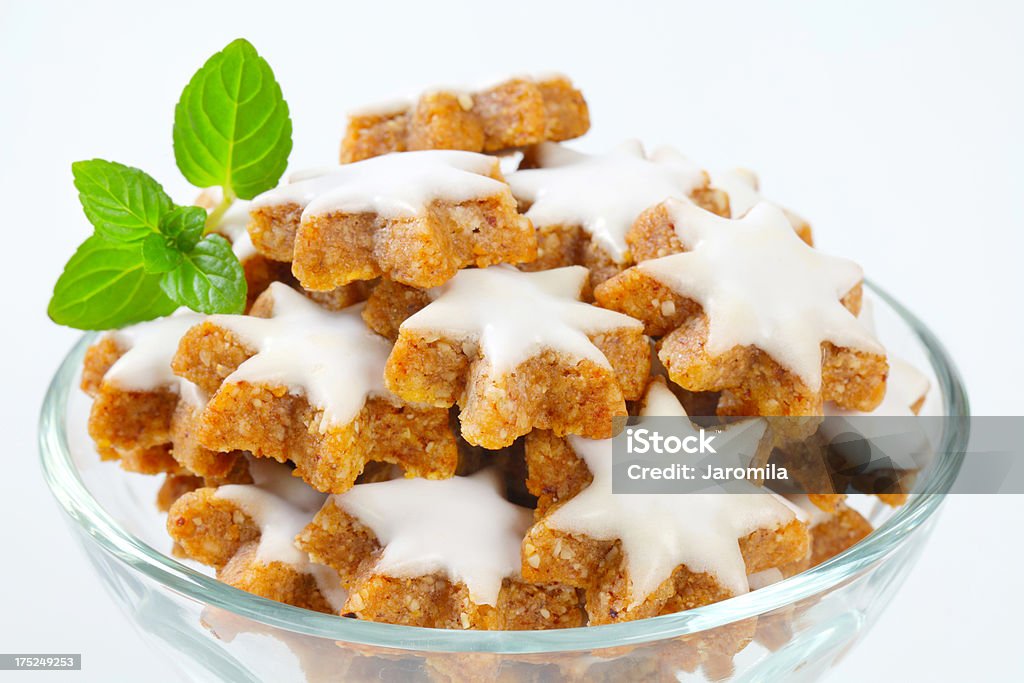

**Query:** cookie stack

left=83, top=74, right=927, bottom=640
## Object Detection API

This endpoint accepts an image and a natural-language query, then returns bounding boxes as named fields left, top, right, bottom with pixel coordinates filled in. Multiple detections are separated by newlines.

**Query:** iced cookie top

left=711, top=168, right=761, bottom=217
left=637, top=199, right=883, bottom=389
left=399, top=265, right=643, bottom=370
left=221, top=199, right=256, bottom=261
left=207, top=283, right=392, bottom=428
left=544, top=379, right=797, bottom=604
left=709, top=168, right=805, bottom=223
left=331, top=469, right=532, bottom=606
left=105, top=311, right=204, bottom=391
left=215, top=459, right=346, bottom=610
left=250, top=150, right=507, bottom=219
left=508, top=141, right=707, bottom=262
left=784, top=494, right=832, bottom=527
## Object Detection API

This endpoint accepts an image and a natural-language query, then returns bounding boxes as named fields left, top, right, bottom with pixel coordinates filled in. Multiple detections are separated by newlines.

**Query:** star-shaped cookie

left=384, top=265, right=651, bottom=448
left=509, top=141, right=726, bottom=285
left=83, top=311, right=247, bottom=479
left=172, top=282, right=457, bottom=493
left=522, top=379, right=809, bottom=623
left=298, top=469, right=583, bottom=629
left=596, top=198, right=887, bottom=415
left=247, top=150, right=536, bottom=289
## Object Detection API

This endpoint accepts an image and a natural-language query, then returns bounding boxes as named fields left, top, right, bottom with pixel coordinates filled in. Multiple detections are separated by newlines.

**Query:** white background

left=2, top=0, right=1022, bottom=680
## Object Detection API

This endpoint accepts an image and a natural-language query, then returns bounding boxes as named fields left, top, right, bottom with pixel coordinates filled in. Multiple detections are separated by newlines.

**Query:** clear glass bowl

left=39, top=282, right=969, bottom=683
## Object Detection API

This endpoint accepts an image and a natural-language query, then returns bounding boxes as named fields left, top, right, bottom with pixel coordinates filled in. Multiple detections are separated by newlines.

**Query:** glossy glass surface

left=39, top=283, right=969, bottom=681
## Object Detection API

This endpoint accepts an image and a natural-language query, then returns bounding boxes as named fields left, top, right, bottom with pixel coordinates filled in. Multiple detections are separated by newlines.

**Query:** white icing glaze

left=177, top=379, right=208, bottom=408
left=105, top=311, right=204, bottom=391
left=857, top=296, right=878, bottom=337
left=637, top=199, right=883, bottom=390
left=545, top=380, right=798, bottom=605
left=494, top=149, right=525, bottom=178
left=784, top=494, right=832, bottom=527
left=215, top=459, right=345, bottom=611
left=711, top=168, right=810, bottom=235
left=331, top=469, right=532, bottom=606
left=710, top=168, right=762, bottom=218
left=207, top=282, right=392, bottom=430
left=638, top=377, right=689, bottom=418
left=308, top=564, right=348, bottom=611
left=707, top=169, right=771, bottom=217
left=250, top=150, right=507, bottom=221
left=230, top=229, right=256, bottom=263
left=508, top=141, right=707, bottom=262
left=221, top=199, right=256, bottom=261
left=747, top=567, right=784, bottom=590
left=399, top=265, right=643, bottom=371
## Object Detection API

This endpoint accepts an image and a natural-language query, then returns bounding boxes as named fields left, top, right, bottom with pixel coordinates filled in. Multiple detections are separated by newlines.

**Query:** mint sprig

left=174, top=38, right=292, bottom=203
left=50, top=162, right=248, bottom=325
left=48, top=236, right=178, bottom=330
left=72, top=160, right=173, bottom=242
left=158, top=205, right=207, bottom=252
left=159, top=234, right=246, bottom=314
left=49, top=39, right=291, bottom=330
left=142, top=233, right=183, bottom=274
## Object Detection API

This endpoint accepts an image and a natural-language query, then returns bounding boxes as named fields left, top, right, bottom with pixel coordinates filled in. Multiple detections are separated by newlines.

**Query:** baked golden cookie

left=597, top=199, right=888, bottom=416
left=522, top=380, right=810, bottom=624
left=383, top=265, right=651, bottom=448
left=709, top=168, right=813, bottom=245
left=156, top=474, right=204, bottom=512
left=199, top=187, right=375, bottom=313
left=340, top=75, right=589, bottom=163
left=73, top=61, right=918, bottom=641
left=823, top=353, right=932, bottom=506
left=508, top=141, right=728, bottom=287
left=805, top=500, right=874, bottom=566
left=172, top=282, right=458, bottom=493
left=747, top=495, right=874, bottom=651
left=168, top=459, right=345, bottom=613
left=298, top=470, right=583, bottom=629
left=248, top=150, right=536, bottom=290
left=360, top=279, right=433, bottom=340
left=82, top=313, right=247, bottom=479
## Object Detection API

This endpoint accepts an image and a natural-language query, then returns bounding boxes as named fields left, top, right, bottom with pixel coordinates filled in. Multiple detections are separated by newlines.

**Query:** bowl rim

left=38, top=280, right=970, bottom=654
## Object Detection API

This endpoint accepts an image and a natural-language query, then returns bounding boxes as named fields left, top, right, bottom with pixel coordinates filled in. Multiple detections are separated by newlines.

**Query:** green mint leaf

left=72, top=159, right=173, bottom=242
left=159, top=205, right=206, bottom=251
left=160, top=234, right=246, bottom=314
left=48, top=235, right=177, bottom=330
left=142, top=233, right=183, bottom=274
left=173, top=38, right=292, bottom=200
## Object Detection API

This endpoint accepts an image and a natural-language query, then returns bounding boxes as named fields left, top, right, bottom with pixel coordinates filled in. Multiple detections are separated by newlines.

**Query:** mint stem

left=205, top=187, right=236, bottom=232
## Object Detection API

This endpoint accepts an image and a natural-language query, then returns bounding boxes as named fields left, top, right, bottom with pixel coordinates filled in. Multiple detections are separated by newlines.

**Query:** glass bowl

left=39, top=282, right=969, bottom=682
